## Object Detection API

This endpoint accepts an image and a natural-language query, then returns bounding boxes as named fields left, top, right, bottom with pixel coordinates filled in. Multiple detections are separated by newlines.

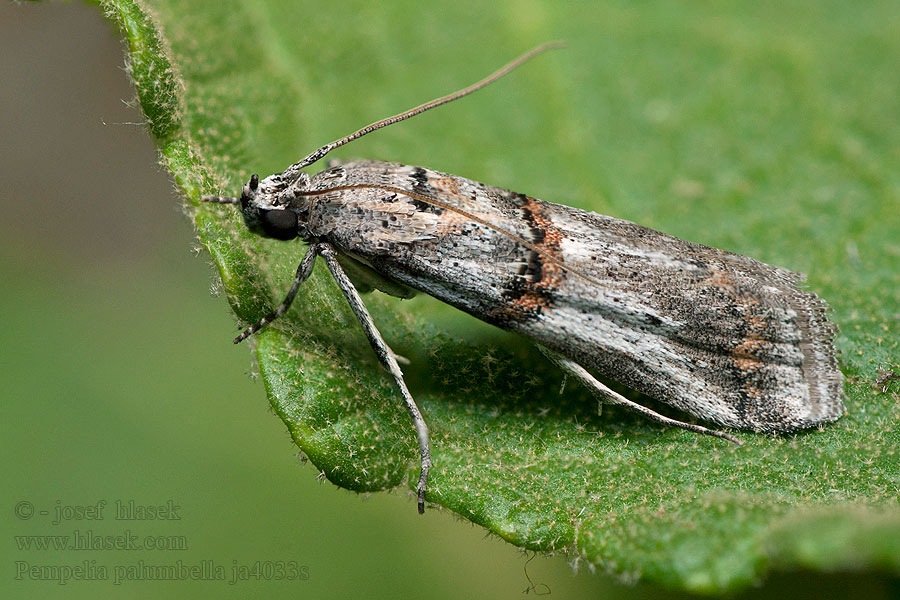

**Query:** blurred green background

left=1, top=2, right=897, bottom=599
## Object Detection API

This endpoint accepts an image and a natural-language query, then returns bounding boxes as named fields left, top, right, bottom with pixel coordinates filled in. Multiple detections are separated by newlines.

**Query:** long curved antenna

left=280, top=41, right=565, bottom=181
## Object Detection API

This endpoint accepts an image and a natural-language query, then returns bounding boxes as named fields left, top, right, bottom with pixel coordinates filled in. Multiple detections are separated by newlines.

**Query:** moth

left=204, top=43, right=844, bottom=513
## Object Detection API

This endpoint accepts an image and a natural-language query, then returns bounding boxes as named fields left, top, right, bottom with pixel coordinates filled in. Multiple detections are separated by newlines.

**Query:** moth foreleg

left=319, top=243, right=432, bottom=514
left=234, top=242, right=323, bottom=344
left=538, top=345, right=742, bottom=445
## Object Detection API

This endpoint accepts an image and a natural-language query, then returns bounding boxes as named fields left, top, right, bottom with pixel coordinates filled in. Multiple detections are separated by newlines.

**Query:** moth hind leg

left=538, top=346, right=742, bottom=445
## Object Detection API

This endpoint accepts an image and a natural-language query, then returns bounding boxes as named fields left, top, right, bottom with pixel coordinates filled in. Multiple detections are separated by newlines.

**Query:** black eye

left=260, top=209, right=298, bottom=240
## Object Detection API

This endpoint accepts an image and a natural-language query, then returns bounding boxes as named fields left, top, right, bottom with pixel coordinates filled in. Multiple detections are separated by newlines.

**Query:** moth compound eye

left=250, top=174, right=259, bottom=191
left=260, top=209, right=298, bottom=240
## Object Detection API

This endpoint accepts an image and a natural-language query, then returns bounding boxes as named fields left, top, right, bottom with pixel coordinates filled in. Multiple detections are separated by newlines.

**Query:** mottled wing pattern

left=304, top=160, right=843, bottom=432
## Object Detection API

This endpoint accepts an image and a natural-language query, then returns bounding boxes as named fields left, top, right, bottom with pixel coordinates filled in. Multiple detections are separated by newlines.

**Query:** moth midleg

left=537, top=346, right=742, bottom=445
left=319, top=243, right=432, bottom=513
left=234, top=242, right=323, bottom=344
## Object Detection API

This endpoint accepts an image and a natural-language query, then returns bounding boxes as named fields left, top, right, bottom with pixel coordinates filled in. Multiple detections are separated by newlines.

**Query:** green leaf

left=97, top=0, right=900, bottom=592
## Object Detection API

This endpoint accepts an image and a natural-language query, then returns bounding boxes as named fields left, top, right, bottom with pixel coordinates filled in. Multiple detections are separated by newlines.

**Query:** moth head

left=203, top=173, right=300, bottom=241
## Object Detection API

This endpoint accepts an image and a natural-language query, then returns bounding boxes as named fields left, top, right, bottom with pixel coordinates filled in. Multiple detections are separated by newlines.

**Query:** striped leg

left=538, top=345, right=741, bottom=445
left=319, top=243, right=432, bottom=513
left=234, top=243, right=322, bottom=344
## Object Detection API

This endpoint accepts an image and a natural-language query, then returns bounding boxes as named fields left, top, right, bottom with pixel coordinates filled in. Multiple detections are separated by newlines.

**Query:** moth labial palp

left=202, top=42, right=843, bottom=514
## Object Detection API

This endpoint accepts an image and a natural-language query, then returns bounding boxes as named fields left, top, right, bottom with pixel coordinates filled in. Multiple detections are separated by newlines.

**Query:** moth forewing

left=299, top=160, right=843, bottom=434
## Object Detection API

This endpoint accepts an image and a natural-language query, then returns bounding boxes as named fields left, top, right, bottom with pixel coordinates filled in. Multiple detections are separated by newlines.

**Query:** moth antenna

left=201, top=195, right=240, bottom=205
left=281, top=41, right=566, bottom=181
